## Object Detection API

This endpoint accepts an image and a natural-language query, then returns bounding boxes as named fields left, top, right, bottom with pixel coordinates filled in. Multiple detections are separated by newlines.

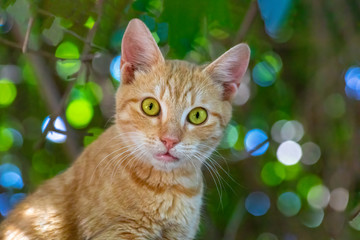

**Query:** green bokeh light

left=84, top=82, right=103, bottom=105
left=220, top=123, right=238, bottom=149
left=69, top=83, right=103, bottom=106
left=297, top=175, right=322, bottom=198
left=66, top=98, right=94, bottom=129
left=300, top=208, right=324, bottom=228
left=284, top=163, right=302, bottom=180
left=55, top=41, right=80, bottom=59
left=233, top=125, right=246, bottom=151
left=263, top=51, right=283, bottom=73
left=0, top=127, right=14, bottom=152
left=56, top=60, right=81, bottom=80
left=277, top=192, right=301, bottom=217
left=261, top=161, right=285, bottom=186
left=0, top=79, right=17, bottom=107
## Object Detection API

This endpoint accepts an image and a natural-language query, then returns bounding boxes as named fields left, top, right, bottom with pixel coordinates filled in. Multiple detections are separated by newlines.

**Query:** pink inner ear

left=120, top=19, right=164, bottom=84
left=223, top=83, right=238, bottom=101
left=204, top=43, right=250, bottom=100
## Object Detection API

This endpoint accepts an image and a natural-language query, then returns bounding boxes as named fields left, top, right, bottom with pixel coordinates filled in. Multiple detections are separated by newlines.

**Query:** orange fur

left=0, top=19, right=250, bottom=239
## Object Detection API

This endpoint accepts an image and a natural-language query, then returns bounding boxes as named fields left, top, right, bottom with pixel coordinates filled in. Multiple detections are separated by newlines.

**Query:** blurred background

left=0, top=0, right=360, bottom=239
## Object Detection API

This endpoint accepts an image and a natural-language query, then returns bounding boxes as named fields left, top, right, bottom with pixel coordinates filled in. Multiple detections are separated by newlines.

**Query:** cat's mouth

left=154, top=152, right=179, bottom=163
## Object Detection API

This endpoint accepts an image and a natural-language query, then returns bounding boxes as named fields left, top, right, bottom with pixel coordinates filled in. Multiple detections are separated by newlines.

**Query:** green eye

left=188, top=107, right=207, bottom=125
left=141, top=98, right=160, bottom=116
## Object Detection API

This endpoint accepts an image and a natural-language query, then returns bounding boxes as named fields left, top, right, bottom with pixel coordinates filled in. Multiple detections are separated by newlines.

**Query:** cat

left=0, top=19, right=250, bottom=240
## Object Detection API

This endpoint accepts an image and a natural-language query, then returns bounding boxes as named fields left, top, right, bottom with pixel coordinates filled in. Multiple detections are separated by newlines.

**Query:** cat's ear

left=204, top=43, right=250, bottom=101
left=120, top=19, right=164, bottom=84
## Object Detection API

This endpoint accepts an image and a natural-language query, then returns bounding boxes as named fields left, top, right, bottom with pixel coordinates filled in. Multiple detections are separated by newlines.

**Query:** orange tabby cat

left=0, top=19, right=250, bottom=239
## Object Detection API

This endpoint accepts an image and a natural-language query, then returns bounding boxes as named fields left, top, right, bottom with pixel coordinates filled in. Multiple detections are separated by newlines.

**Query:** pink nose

left=161, top=137, right=179, bottom=150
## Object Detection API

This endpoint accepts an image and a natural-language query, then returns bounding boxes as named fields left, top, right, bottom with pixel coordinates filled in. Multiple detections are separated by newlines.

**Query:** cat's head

left=115, top=19, right=250, bottom=171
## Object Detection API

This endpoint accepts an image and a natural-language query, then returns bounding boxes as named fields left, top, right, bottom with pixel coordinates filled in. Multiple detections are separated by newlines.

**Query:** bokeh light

left=220, top=123, right=238, bottom=149
left=233, top=72, right=251, bottom=106
left=280, top=120, right=304, bottom=142
left=277, top=140, right=302, bottom=165
left=300, top=208, right=324, bottom=228
left=271, top=120, right=287, bottom=143
left=0, top=192, right=26, bottom=217
left=307, top=185, right=330, bottom=209
left=301, top=142, right=321, bottom=165
left=252, top=51, right=283, bottom=87
left=283, top=164, right=301, bottom=181
left=0, top=163, right=23, bottom=189
left=110, top=55, right=121, bottom=82
left=0, top=127, right=14, bottom=152
left=344, top=66, right=360, bottom=100
left=261, top=162, right=285, bottom=186
left=9, top=193, right=26, bottom=206
left=245, top=192, right=271, bottom=216
left=0, top=11, right=13, bottom=34
left=0, top=79, right=17, bottom=107
left=277, top=192, right=301, bottom=217
left=329, top=188, right=349, bottom=212
left=92, top=52, right=112, bottom=76
left=0, top=193, right=11, bottom=217
left=244, top=129, right=269, bottom=156
left=257, top=0, right=293, bottom=39
left=55, top=41, right=80, bottom=59
left=8, top=128, right=23, bottom=148
left=56, top=60, right=81, bottom=80
left=66, top=98, right=94, bottom=129
left=1, top=65, right=22, bottom=84
left=297, top=175, right=322, bottom=198
left=41, top=116, right=67, bottom=143
left=252, top=61, right=277, bottom=87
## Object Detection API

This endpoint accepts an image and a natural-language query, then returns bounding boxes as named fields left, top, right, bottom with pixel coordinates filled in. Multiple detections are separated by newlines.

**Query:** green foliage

left=1, top=0, right=360, bottom=239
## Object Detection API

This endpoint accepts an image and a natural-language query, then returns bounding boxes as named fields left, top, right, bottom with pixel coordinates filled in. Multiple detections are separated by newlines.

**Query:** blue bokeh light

left=9, top=128, right=23, bottom=148
left=344, top=66, right=360, bottom=100
left=0, top=193, right=11, bottom=217
left=10, top=193, right=26, bottom=206
left=257, top=0, right=293, bottom=38
left=0, top=163, right=23, bottom=189
left=41, top=116, right=67, bottom=143
left=245, top=129, right=269, bottom=156
left=110, top=55, right=121, bottom=82
left=245, top=191, right=271, bottom=216
left=0, top=192, right=26, bottom=217
left=252, top=61, right=277, bottom=87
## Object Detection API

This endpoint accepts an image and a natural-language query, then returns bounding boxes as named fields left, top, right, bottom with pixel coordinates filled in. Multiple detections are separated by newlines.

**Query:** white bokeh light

left=271, top=120, right=287, bottom=143
left=307, top=185, right=330, bottom=209
left=329, top=188, right=349, bottom=212
left=280, top=120, right=304, bottom=142
left=301, top=142, right=321, bottom=165
left=277, top=140, right=302, bottom=165
left=233, top=71, right=251, bottom=106
left=41, top=116, right=67, bottom=143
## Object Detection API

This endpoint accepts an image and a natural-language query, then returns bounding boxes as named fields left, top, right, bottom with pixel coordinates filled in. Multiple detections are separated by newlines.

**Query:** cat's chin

left=148, top=155, right=182, bottom=172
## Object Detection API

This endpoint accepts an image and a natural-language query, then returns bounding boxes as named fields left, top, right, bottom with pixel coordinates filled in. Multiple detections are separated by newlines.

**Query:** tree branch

left=234, top=1, right=258, bottom=43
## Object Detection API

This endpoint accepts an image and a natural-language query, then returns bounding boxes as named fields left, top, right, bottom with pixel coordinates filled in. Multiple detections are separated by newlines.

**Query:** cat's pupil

left=149, top=103, right=153, bottom=110
left=196, top=111, right=200, bottom=118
